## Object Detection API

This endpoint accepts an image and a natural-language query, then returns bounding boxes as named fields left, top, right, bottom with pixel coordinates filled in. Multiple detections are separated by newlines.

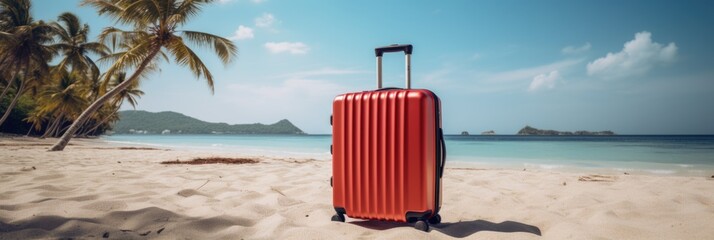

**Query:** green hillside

left=112, top=110, right=305, bottom=134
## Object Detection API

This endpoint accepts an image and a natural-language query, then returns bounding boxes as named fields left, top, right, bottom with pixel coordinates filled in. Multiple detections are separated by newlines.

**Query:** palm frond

left=165, top=36, right=214, bottom=93
left=0, top=0, right=32, bottom=29
left=157, top=48, right=169, bottom=63
left=82, top=42, right=111, bottom=57
left=100, top=37, right=157, bottom=85
left=80, top=0, right=123, bottom=19
left=57, top=12, right=81, bottom=38
left=98, top=26, right=148, bottom=50
left=0, top=30, right=18, bottom=45
left=49, top=22, right=73, bottom=44
left=121, top=0, right=161, bottom=27
left=49, top=42, right=73, bottom=53
left=96, top=50, right=127, bottom=67
left=169, top=0, right=213, bottom=25
left=181, top=30, right=237, bottom=64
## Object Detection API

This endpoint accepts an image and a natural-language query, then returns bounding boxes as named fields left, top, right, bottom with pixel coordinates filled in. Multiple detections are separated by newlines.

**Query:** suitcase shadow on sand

left=351, top=219, right=541, bottom=238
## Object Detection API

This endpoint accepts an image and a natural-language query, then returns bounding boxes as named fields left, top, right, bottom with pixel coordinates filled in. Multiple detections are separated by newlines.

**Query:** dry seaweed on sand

left=118, top=147, right=162, bottom=150
left=161, top=157, right=259, bottom=165
left=578, top=174, right=617, bottom=182
left=88, top=147, right=163, bottom=150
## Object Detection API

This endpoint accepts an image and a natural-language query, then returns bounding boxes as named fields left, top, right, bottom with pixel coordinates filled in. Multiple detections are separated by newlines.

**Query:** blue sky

left=33, top=0, right=714, bottom=134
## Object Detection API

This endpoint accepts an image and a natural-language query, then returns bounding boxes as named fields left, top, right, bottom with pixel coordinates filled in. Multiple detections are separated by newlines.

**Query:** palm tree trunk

left=41, top=119, right=56, bottom=138
left=0, top=75, right=15, bottom=101
left=82, top=102, right=121, bottom=137
left=50, top=48, right=161, bottom=151
left=54, top=118, right=69, bottom=137
left=39, top=119, right=52, bottom=139
left=25, top=125, right=33, bottom=136
left=0, top=77, right=26, bottom=127
left=42, top=114, right=62, bottom=138
left=73, top=117, right=88, bottom=137
left=84, top=117, right=108, bottom=136
left=1, top=71, right=19, bottom=100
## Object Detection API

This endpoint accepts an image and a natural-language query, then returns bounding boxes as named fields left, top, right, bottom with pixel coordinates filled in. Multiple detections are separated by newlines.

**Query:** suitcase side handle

left=375, top=44, right=413, bottom=89
left=438, top=128, right=447, bottom=178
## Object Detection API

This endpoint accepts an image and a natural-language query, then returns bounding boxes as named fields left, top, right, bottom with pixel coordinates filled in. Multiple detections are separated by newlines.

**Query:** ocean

left=102, top=134, right=714, bottom=176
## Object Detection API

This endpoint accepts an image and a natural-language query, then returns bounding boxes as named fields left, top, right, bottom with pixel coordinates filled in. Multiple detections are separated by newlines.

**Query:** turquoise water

left=102, top=134, right=714, bottom=176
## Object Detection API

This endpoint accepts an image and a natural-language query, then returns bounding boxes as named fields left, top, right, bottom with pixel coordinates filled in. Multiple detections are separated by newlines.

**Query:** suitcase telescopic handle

left=375, top=44, right=413, bottom=89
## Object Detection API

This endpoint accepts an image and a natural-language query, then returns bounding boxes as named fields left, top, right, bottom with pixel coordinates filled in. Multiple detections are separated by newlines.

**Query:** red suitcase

left=330, top=44, right=446, bottom=231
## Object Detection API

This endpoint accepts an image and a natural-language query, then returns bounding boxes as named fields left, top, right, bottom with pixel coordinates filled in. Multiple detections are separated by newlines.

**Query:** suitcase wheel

left=331, top=213, right=345, bottom=222
left=428, top=214, right=441, bottom=225
left=414, top=220, right=429, bottom=232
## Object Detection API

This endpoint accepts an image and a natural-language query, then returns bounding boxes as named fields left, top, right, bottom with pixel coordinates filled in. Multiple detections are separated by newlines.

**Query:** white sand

left=1, top=137, right=713, bottom=239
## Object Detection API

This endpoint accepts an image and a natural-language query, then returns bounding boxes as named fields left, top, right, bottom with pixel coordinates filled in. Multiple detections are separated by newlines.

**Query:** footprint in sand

left=277, top=196, right=302, bottom=206
left=240, top=190, right=263, bottom=200
left=32, top=184, right=75, bottom=191
left=32, top=173, right=66, bottom=181
left=29, top=197, right=57, bottom=203
left=177, top=189, right=209, bottom=198
left=66, top=194, right=100, bottom=202
left=81, top=200, right=128, bottom=212
left=270, top=186, right=304, bottom=206
left=0, top=204, right=21, bottom=211
left=246, top=203, right=277, bottom=216
left=578, top=175, right=617, bottom=182
left=188, top=215, right=257, bottom=231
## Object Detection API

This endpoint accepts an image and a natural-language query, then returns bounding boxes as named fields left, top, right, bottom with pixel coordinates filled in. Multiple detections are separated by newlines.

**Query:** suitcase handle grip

left=375, top=44, right=412, bottom=89
left=374, top=44, right=413, bottom=57
left=438, top=128, right=447, bottom=178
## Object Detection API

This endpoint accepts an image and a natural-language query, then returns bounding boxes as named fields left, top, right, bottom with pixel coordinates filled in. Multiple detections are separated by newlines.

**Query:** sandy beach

left=0, top=137, right=713, bottom=239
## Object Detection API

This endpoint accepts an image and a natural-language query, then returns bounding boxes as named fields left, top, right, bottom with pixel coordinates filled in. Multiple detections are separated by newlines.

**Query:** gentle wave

left=102, top=134, right=714, bottom=176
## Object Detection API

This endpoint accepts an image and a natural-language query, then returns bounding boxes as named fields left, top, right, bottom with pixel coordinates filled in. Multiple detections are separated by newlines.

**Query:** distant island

left=481, top=130, right=496, bottom=135
left=517, top=126, right=615, bottom=136
left=112, top=110, right=305, bottom=135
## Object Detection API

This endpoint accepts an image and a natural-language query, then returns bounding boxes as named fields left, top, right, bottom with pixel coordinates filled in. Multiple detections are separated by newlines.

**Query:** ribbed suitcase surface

left=332, top=89, right=441, bottom=222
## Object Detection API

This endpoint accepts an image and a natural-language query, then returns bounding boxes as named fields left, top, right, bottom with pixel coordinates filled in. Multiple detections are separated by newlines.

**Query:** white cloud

left=221, top=69, right=367, bottom=134
left=562, top=42, right=591, bottom=54
left=587, top=31, right=677, bottom=79
left=422, top=68, right=454, bottom=85
left=226, top=79, right=345, bottom=104
left=265, top=42, right=309, bottom=54
left=431, top=59, right=581, bottom=93
left=484, top=59, right=581, bottom=83
left=222, top=79, right=343, bottom=135
left=528, top=71, right=560, bottom=92
left=228, top=25, right=254, bottom=40
left=255, top=13, right=276, bottom=28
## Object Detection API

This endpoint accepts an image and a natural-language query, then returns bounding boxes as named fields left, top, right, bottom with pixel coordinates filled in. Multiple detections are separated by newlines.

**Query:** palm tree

left=50, top=0, right=237, bottom=151
left=80, top=71, right=144, bottom=136
left=51, top=12, right=110, bottom=82
left=48, top=12, right=111, bottom=134
left=23, top=107, right=47, bottom=136
left=0, top=0, right=24, bottom=84
left=0, top=0, right=56, bottom=127
left=38, top=70, right=88, bottom=138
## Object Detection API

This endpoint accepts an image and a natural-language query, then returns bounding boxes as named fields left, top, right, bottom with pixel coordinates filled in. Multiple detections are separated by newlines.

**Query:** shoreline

left=98, top=136, right=714, bottom=178
left=1, top=137, right=713, bottom=239
left=6, top=136, right=712, bottom=178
